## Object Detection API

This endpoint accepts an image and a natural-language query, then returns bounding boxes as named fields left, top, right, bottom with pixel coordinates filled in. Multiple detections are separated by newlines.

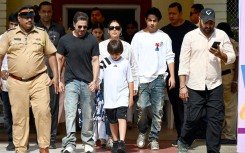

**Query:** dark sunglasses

left=77, top=25, right=88, bottom=29
left=108, top=26, right=121, bottom=31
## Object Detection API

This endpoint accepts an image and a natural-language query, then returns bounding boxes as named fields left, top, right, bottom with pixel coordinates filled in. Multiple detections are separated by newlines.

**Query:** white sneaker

left=149, top=140, right=159, bottom=150
left=106, top=138, right=113, bottom=149
left=84, top=144, right=95, bottom=153
left=137, top=133, right=146, bottom=148
left=63, top=146, right=75, bottom=153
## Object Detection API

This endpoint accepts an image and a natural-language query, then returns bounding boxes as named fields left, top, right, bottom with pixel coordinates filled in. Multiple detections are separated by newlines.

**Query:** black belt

left=9, top=71, right=46, bottom=81
left=222, top=69, right=233, bottom=76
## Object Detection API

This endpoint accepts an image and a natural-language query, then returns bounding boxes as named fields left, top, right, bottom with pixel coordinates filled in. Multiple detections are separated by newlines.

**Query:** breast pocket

left=32, top=40, right=44, bottom=53
left=9, top=41, right=25, bottom=53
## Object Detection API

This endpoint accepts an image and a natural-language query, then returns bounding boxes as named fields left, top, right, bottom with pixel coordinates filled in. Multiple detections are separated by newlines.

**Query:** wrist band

left=180, top=86, right=186, bottom=90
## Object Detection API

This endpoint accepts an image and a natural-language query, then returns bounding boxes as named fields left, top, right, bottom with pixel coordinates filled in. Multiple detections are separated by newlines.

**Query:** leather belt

left=9, top=71, right=46, bottom=81
left=222, top=69, right=233, bottom=76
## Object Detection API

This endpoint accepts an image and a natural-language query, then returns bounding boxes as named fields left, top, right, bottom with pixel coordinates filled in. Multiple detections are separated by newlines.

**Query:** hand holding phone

left=211, top=41, right=221, bottom=49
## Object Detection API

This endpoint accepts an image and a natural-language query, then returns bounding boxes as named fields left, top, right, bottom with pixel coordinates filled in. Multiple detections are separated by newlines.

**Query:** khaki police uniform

left=0, top=25, right=56, bottom=152
left=221, top=38, right=238, bottom=140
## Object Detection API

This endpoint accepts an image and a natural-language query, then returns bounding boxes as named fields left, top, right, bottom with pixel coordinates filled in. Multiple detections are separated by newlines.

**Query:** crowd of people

left=0, top=1, right=238, bottom=153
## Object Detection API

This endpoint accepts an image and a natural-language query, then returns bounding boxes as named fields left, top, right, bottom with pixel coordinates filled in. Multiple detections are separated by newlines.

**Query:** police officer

left=35, top=1, right=66, bottom=149
left=0, top=5, right=58, bottom=153
left=0, top=13, right=18, bottom=151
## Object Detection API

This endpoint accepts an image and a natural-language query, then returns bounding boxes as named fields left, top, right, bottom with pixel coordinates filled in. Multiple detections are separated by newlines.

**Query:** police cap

left=17, top=5, right=35, bottom=18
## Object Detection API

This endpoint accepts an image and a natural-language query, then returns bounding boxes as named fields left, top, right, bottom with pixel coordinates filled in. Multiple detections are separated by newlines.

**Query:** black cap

left=200, top=8, right=215, bottom=23
left=16, top=5, right=35, bottom=18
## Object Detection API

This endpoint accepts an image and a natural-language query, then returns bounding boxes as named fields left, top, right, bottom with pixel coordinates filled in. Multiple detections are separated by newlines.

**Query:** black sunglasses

left=77, top=25, right=88, bottom=29
left=108, top=26, right=121, bottom=31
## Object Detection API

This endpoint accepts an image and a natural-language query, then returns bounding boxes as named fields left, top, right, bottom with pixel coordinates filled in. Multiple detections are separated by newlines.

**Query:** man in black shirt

left=35, top=1, right=66, bottom=149
left=161, top=2, right=197, bottom=147
left=57, top=11, right=99, bottom=153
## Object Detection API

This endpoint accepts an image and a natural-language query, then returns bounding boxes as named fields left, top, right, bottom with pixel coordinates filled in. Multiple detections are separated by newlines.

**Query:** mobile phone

left=211, top=41, right=221, bottom=49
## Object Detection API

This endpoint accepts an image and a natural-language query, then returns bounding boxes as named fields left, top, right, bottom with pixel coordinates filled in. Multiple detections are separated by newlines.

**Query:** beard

left=200, top=23, right=214, bottom=36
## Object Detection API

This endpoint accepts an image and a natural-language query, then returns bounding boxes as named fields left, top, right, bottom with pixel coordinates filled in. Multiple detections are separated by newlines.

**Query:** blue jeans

left=62, top=80, right=95, bottom=149
left=137, top=75, right=165, bottom=142
left=1, top=91, right=13, bottom=143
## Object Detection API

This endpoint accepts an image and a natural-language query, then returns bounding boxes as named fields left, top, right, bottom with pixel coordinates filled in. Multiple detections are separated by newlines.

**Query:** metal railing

left=227, top=0, right=239, bottom=40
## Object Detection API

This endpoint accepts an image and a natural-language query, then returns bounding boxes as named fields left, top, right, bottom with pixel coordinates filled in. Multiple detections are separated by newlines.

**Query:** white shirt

left=99, top=56, right=133, bottom=109
left=131, top=29, right=175, bottom=83
left=178, top=28, right=236, bottom=90
left=99, top=39, right=138, bottom=90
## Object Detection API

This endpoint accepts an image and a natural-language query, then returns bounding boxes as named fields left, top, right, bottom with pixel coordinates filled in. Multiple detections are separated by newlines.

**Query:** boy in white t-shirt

left=99, top=39, right=134, bottom=153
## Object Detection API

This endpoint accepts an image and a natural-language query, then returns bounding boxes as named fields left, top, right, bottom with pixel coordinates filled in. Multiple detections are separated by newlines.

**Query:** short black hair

left=73, top=11, right=89, bottom=24
left=38, top=1, right=52, bottom=11
left=169, top=2, right=182, bottom=13
left=144, top=7, right=162, bottom=21
left=191, top=4, right=204, bottom=13
left=8, top=13, right=18, bottom=23
left=91, top=7, right=104, bottom=17
left=107, top=40, right=123, bottom=55
left=217, top=22, right=234, bottom=38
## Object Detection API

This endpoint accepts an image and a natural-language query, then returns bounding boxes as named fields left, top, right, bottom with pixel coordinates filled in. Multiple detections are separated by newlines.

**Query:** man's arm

left=168, top=62, right=175, bottom=90
left=0, top=54, right=5, bottom=88
left=128, top=45, right=138, bottom=95
left=56, top=53, right=65, bottom=92
left=48, top=53, right=59, bottom=94
left=179, top=75, right=188, bottom=102
left=89, top=56, right=99, bottom=92
left=128, top=82, right=134, bottom=108
left=209, top=46, right=228, bottom=63
left=1, top=54, right=8, bottom=80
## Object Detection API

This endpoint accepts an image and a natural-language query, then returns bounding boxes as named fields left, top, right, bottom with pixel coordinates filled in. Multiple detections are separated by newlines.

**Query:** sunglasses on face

left=77, top=25, right=88, bottom=29
left=108, top=26, right=121, bottom=31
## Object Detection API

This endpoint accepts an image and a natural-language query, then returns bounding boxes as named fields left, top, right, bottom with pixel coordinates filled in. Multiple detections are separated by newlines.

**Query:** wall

left=0, top=0, right=7, bottom=34
left=152, top=0, right=194, bottom=28
left=1, top=0, right=227, bottom=33
left=0, top=0, right=51, bottom=33
left=7, top=0, right=51, bottom=17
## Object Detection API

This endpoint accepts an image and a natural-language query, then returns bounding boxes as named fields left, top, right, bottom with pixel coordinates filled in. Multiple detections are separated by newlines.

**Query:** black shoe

left=50, top=143, right=57, bottom=149
left=6, top=142, right=15, bottom=151
left=127, top=122, right=133, bottom=130
left=117, top=141, right=126, bottom=153
left=111, top=141, right=118, bottom=153
left=220, top=139, right=237, bottom=144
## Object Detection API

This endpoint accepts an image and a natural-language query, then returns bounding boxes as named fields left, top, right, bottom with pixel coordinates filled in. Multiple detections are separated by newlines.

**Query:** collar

left=36, top=20, right=56, bottom=30
left=198, top=28, right=216, bottom=39
left=15, top=25, right=38, bottom=34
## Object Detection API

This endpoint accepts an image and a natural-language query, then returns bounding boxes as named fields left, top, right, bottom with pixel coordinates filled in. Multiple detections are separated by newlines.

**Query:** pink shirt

left=178, top=28, right=236, bottom=90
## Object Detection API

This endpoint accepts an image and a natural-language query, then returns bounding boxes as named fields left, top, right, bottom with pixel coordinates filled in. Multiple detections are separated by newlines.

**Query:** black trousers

left=167, top=87, right=185, bottom=138
left=180, top=85, right=224, bottom=153
left=49, top=85, right=60, bottom=143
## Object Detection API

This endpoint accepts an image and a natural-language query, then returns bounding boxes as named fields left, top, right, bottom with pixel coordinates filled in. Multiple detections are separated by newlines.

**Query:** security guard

left=0, top=5, right=58, bottom=153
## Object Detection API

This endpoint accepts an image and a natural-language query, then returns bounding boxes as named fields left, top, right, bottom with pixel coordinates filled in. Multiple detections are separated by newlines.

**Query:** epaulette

left=7, top=27, right=16, bottom=32
left=35, top=26, right=45, bottom=31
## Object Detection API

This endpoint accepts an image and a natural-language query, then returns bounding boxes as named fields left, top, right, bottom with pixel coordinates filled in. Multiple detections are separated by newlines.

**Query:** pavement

left=0, top=141, right=238, bottom=153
